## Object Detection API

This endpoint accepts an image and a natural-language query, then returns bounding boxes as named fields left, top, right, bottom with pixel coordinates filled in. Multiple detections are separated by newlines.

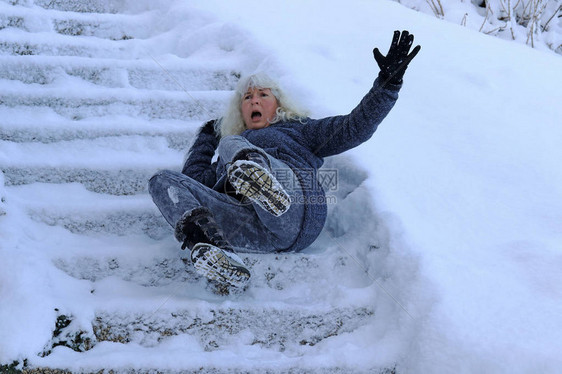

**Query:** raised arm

left=303, top=30, right=421, bottom=158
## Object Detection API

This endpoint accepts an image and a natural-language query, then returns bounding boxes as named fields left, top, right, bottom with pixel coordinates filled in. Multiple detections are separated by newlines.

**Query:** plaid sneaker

left=190, top=243, right=251, bottom=288
left=227, top=160, right=291, bottom=217
left=175, top=207, right=251, bottom=288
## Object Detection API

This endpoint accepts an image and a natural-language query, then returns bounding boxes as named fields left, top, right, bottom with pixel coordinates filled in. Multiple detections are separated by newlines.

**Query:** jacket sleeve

left=181, top=120, right=220, bottom=188
left=301, top=77, right=401, bottom=158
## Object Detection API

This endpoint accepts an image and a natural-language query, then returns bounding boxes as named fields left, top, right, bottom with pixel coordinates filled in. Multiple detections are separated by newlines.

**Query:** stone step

left=0, top=13, right=247, bottom=61
left=1, top=0, right=133, bottom=14
left=9, top=183, right=170, bottom=234
left=37, top=214, right=361, bottom=292
left=0, top=84, right=229, bottom=121
left=51, top=247, right=344, bottom=290
left=20, top=368, right=390, bottom=374
left=0, top=55, right=241, bottom=91
left=35, top=281, right=381, bottom=371
left=53, top=248, right=375, bottom=300
left=2, top=166, right=162, bottom=195
left=0, top=111, right=198, bottom=150
left=0, top=2, right=152, bottom=39
left=0, top=28, right=144, bottom=58
left=1, top=135, right=184, bottom=194
left=92, top=306, right=374, bottom=351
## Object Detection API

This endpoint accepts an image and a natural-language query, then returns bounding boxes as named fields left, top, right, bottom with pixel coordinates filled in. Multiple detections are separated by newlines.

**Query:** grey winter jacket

left=182, top=77, right=401, bottom=252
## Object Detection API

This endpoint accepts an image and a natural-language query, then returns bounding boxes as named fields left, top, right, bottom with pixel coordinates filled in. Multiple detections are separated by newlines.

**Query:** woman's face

left=241, top=87, right=279, bottom=130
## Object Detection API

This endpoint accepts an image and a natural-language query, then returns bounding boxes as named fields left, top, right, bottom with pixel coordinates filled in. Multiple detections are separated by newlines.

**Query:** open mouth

left=251, top=111, right=262, bottom=120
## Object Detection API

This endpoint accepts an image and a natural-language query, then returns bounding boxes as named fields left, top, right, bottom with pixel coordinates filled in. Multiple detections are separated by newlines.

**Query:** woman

left=149, top=30, right=421, bottom=288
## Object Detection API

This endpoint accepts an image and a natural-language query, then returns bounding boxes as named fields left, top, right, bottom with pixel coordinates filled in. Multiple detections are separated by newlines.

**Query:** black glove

left=373, top=30, right=421, bottom=87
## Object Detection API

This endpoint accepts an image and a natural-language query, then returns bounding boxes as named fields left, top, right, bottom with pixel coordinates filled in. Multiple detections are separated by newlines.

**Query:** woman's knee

left=219, top=135, right=246, bottom=144
left=149, top=170, right=180, bottom=194
left=218, top=135, right=244, bottom=153
left=149, top=170, right=203, bottom=196
left=217, top=135, right=266, bottom=162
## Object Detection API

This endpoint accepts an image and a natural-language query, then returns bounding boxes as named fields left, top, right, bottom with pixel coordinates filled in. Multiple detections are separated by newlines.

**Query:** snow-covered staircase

left=0, top=1, right=394, bottom=373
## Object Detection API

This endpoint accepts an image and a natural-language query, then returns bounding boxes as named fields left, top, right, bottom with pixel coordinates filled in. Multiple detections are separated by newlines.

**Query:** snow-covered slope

left=1, top=0, right=561, bottom=373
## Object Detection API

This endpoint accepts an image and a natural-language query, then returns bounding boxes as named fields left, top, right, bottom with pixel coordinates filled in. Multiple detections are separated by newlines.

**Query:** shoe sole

left=227, top=160, right=291, bottom=217
left=191, top=243, right=251, bottom=288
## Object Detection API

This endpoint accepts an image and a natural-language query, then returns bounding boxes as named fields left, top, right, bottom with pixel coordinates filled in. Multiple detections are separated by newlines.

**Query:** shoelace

left=190, top=215, right=233, bottom=252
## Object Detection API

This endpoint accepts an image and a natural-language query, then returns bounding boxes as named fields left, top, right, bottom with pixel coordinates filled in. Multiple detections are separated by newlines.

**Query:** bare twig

left=526, top=16, right=535, bottom=46
left=479, top=1, right=492, bottom=32
left=499, top=0, right=509, bottom=15
left=461, top=13, right=468, bottom=26
left=542, top=5, right=561, bottom=31
left=525, top=0, right=549, bottom=48
left=506, top=0, right=516, bottom=40
left=520, top=0, right=534, bottom=24
left=484, top=24, right=508, bottom=34
left=425, top=0, right=445, bottom=17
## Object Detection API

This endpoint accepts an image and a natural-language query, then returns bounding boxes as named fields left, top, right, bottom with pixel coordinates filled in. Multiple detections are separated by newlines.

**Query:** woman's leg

left=215, top=136, right=305, bottom=251
left=148, top=170, right=296, bottom=253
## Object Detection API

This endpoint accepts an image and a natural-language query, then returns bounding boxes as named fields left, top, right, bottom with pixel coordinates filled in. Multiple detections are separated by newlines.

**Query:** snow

left=1, top=0, right=561, bottom=373
left=397, top=0, right=562, bottom=54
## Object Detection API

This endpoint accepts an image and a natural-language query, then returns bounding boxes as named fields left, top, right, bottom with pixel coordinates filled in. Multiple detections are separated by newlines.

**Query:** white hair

left=218, top=72, right=309, bottom=138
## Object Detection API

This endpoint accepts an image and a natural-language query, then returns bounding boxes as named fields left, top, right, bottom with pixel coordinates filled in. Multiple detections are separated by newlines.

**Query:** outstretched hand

left=373, top=30, right=421, bottom=86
